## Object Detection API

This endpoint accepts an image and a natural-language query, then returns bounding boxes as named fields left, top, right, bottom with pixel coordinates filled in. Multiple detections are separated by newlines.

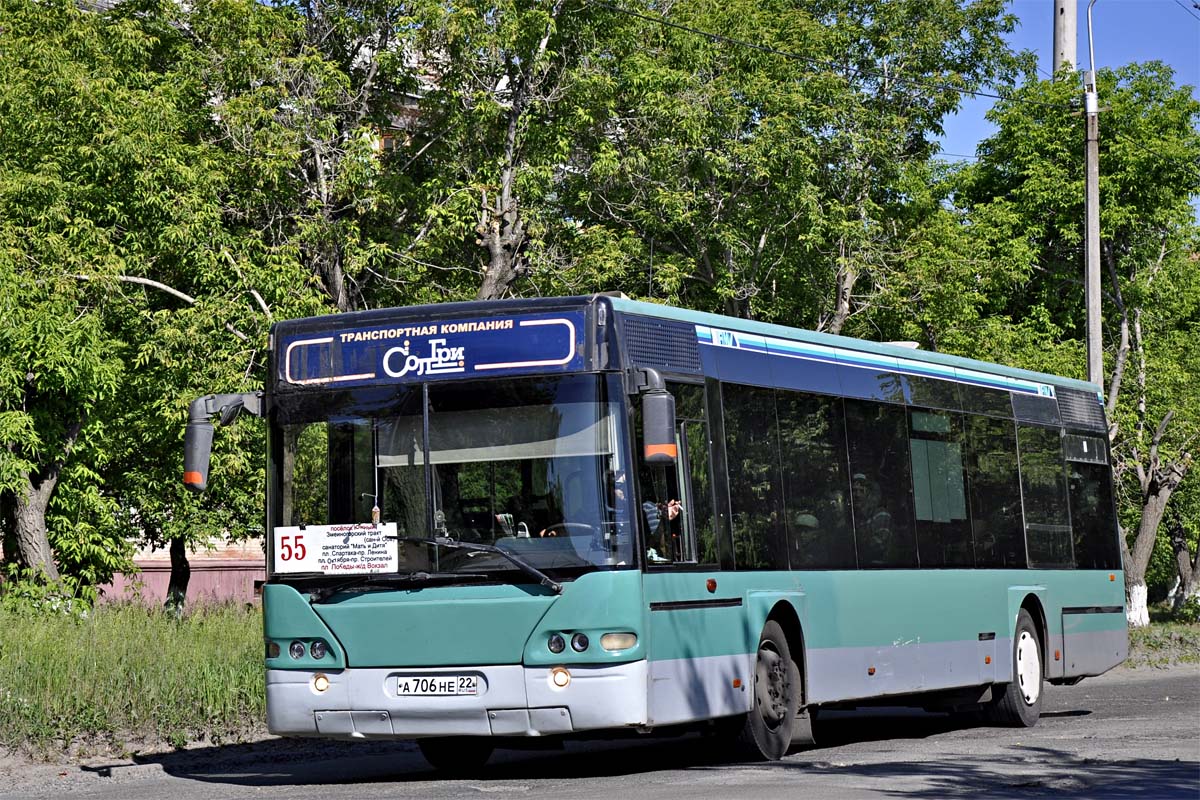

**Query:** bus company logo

left=716, top=330, right=735, bottom=347
left=382, top=338, right=466, bottom=378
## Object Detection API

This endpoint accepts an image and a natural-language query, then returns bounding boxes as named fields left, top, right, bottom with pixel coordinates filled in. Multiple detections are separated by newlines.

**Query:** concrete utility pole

left=1084, top=0, right=1103, bottom=387
left=1053, top=0, right=1077, bottom=73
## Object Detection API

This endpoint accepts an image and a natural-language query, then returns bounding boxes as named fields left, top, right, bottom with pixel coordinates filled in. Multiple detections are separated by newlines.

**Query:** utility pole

left=1084, top=1, right=1103, bottom=387
left=1053, top=0, right=1077, bottom=73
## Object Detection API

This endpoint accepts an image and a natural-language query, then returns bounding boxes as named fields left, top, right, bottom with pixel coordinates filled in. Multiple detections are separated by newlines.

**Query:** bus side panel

left=1057, top=569, right=1128, bottom=678
left=802, top=571, right=978, bottom=704
left=643, top=572, right=763, bottom=726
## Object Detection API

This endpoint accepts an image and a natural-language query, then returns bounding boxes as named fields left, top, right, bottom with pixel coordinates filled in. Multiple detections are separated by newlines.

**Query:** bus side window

left=777, top=391, right=855, bottom=569
left=1019, top=424, right=1074, bottom=568
left=636, top=382, right=713, bottom=565
left=844, top=399, right=917, bottom=569
left=909, top=409, right=973, bottom=568
left=964, top=414, right=1025, bottom=568
left=723, top=384, right=788, bottom=570
left=1067, top=452, right=1120, bottom=570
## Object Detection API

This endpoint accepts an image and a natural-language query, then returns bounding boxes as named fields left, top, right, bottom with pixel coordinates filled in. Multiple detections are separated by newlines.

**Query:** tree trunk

left=13, top=473, right=60, bottom=582
left=1169, top=516, right=1200, bottom=618
left=1126, top=580, right=1149, bottom=628
left=1125, top=488, right=1171, bottom=628
left=165, top=536, right=191, bottom=613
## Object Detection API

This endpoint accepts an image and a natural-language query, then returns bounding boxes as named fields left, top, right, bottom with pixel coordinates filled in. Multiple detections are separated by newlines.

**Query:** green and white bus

left=185, top=293, right=1126, bottom=767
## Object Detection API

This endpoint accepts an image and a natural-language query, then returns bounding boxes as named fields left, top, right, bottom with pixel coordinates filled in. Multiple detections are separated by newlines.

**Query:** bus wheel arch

left=985, top=603, right=1044, bottom=727
left=737, top=608, right=803, bottom=760
left=766, top=601, right=807, bottom=711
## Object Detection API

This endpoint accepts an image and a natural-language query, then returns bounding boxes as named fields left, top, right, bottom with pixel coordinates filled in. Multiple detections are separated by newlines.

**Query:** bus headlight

left=547, top=633, right=566, bottom=654
left=571, top=633, right=590, bottom=652
left=310, top=640, right=328, bottom=659
left=266, top=641, right=281, bottom=659
left=600, top=633, right=638, bottom=651
left=289, top=640, right=306, bottom=660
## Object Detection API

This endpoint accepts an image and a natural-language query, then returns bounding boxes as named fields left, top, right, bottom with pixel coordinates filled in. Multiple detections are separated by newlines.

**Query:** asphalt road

left=3, top=664, right=1197, bottom=800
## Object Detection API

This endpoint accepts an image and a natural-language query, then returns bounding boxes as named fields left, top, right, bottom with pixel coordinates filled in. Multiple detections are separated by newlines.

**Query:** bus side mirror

left=638, top=369, right=677, bottom=466
left=184, top=392, right=263, bottom=493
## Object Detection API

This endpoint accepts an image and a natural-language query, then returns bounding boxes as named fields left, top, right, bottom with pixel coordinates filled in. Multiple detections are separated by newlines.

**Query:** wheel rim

left=754, top=642, right=791, bottom=730
left=1015, top=630, right=1041, bottom=705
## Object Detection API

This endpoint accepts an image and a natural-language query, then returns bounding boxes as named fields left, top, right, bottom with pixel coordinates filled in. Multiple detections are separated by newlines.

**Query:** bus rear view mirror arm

left=184, top=392, right=264, bottom=493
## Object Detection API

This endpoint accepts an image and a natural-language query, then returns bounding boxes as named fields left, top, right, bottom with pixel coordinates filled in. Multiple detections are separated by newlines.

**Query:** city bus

left=184, top=293, right=1127, bottom=768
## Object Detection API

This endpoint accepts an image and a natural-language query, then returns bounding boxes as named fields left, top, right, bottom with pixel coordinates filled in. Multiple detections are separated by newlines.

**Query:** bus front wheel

left=984, top=608, right=1043, bottom=727
left=418, top=736, right=495, bottom=773
left=737, top=619, right=800, bottom=760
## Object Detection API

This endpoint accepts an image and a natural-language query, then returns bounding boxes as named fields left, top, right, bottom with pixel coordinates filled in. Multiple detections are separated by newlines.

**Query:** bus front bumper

left=266, top=661, right=649, bottom=739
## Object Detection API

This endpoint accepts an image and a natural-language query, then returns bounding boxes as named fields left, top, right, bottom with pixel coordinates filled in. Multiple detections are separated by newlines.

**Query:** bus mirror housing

left=184, top=392, right=263, bottom=493
left=634, top=368, right=677, bottom=466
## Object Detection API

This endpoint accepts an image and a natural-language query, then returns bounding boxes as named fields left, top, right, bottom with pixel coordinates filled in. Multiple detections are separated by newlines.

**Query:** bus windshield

left=272, top=374, right=635, bottom=580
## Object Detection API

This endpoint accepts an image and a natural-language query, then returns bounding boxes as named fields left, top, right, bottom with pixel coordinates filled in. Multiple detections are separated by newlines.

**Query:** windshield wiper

left=393, top=536, right=563, bottom=594
left=305, top=571, right=491, bottom=602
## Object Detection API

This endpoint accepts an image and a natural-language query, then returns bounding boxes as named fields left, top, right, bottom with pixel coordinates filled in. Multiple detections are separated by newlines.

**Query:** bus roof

left=606, top=296, right=1102, bottom=397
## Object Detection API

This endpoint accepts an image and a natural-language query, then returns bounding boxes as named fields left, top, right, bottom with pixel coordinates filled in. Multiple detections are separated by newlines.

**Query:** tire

left=984, top=608, right=1043, bottom=727
left=418, top=736, right=495, bottom=773
left=736, top=619, right=801, bottom=760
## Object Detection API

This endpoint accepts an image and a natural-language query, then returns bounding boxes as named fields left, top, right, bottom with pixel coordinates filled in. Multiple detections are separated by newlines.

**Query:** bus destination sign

left=273, top=522, right=399, bottom=575
left=279, top=311, right=586, bottom=388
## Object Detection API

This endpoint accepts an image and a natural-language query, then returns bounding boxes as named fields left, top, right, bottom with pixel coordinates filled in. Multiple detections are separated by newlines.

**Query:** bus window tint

left=1069, top=461, right=1121, bottom=570
left=909, top=410, right=973, bottom=567
left=777, top=392, right=855, bottom=569
left=964, top=415, right=1025, bottom=567
left=723, top=384, right=788, bottom=570
left=844, top=400, right=917, bottom=568
left=1018, top=424, right=1073, bottom=567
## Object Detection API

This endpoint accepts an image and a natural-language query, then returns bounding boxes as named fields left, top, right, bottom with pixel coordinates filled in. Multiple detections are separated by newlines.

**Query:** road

left=3, top=664, right=1197, bottom=800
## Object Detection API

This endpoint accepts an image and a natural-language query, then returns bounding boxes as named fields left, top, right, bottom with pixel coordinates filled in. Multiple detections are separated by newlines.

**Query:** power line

left=591, top=1, right=1070, bottom=112
left=1172, top=0, right=1200, bottom=23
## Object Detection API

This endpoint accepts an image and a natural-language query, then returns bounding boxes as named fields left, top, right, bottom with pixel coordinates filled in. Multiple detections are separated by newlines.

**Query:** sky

left=938, top=0, right=1200, bottom=160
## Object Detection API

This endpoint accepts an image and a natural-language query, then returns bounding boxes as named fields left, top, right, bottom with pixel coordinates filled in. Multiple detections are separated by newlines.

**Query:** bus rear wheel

left=418, top=736, right=495, bottom=773
left=737, top=619, right=800, bottom=760
left=984, top=608, right=1043, bottom=727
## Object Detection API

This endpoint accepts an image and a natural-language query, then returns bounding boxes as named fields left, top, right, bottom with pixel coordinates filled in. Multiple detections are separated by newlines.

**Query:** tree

left=958, top=63, right=1200, bottom=626
left=0, top=0, right=141, bottom=591
left=562, top=0, right=1019, bottom=324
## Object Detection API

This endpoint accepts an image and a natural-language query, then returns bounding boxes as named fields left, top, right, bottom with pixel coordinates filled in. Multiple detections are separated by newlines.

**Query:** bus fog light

left=313, top=674, right=330, bottom=693
left=600, top=633, right=637, bottom=651
left=266, top=641, right=281, bottom=659
left=310, top=640, right=328, bottom=659
left=289, top=640, right=306, bottom=660
left=550, top=667, right=571, bottom=688
left=571, top=633, right=589, bottom=652
left=548, top=633, right=565, bottom=654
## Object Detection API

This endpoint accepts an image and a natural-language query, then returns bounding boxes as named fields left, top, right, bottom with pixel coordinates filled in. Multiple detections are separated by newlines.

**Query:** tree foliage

left=0, top=0, right=1195, bottom=613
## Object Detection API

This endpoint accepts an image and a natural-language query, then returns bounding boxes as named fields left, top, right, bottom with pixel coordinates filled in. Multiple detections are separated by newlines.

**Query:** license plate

left=396, top=675, right=478, bottom=697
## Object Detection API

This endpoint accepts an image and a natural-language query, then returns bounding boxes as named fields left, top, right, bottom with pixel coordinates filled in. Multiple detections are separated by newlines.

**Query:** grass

left=1127, top=620, right=1200, bottom=668
left=0, top=603, right=265, bottom=758
left=0, top=602, right=1194, bottom=760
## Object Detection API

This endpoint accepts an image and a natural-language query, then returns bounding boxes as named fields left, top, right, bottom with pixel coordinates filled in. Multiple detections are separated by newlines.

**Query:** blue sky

left=939, top=0, right=1200, bottom=159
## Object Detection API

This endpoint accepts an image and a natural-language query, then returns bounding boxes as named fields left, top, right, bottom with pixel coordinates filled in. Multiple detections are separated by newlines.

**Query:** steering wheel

left=538, top=522, right=597, bottom=538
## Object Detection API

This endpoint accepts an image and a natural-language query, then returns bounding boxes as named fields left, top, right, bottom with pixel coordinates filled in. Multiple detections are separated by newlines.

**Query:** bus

left=184, top=293, right=1127, bottom=768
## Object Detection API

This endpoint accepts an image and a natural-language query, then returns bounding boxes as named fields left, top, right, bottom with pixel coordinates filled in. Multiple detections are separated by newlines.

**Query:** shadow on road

left=92, top=708, right=1195, bottom=799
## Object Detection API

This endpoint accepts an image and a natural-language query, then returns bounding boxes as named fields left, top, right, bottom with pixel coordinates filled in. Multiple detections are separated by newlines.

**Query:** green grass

left=1127, top=621, right=1200, bottom=668
left=0, top=603, right=265, bottom=757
